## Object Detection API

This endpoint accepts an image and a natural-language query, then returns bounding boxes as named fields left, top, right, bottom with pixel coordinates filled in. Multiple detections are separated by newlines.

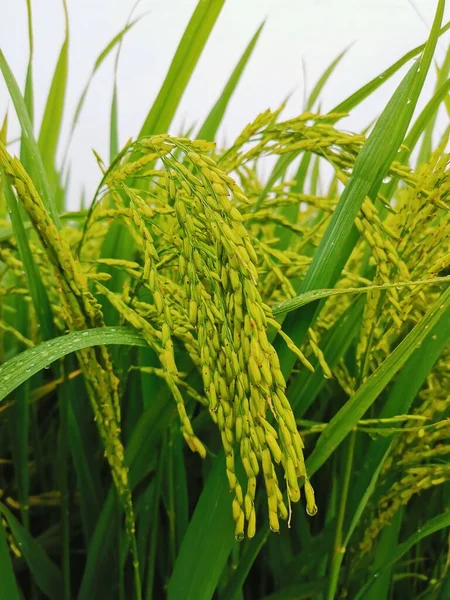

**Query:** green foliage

left=0, top=2, right=449, bottom=599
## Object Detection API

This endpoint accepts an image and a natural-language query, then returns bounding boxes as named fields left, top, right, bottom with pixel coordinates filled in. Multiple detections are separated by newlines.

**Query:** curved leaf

left=0, top=327, right=147, bottom=402
left=272, top=276, right=450, bottom=317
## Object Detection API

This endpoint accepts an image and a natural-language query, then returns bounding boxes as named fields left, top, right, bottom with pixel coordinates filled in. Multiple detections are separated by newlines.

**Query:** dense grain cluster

left=97, top=135, right=320, bottom=538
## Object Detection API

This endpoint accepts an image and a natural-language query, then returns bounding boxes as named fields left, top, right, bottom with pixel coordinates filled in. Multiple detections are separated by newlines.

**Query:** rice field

left=0, top=1, right=449, bottom=599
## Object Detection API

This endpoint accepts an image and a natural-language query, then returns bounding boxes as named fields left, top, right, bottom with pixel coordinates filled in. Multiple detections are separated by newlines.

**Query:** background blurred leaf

left=0, top=518, right=21, bottom=600
left=0, top=51, right=60, bottom=225
left=0, top=504, right=64, bottom=600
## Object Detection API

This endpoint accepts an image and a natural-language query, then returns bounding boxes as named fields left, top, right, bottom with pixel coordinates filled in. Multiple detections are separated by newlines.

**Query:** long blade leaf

left=197, top=21, right=264, bottom=141
left=37, top=0, right=69, bottom=185
left=275, top=0, right=445, bottom=377
left=331, top=20, right=450, bottom=114
left=0, top=51, right=60, bottom=226
left=138, top=0, right=225, bottom=137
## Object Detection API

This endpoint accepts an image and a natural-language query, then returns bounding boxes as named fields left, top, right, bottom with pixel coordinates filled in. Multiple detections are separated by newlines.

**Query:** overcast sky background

left=1, top=1, right=449, bottom=209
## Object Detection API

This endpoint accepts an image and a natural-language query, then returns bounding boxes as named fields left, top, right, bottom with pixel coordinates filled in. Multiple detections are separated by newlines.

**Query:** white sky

left=1, top=1, right=449, bottom=209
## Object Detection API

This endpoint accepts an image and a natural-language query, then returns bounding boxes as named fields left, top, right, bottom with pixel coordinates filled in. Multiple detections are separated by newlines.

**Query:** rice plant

left=0, top=1, right=449, bottom=598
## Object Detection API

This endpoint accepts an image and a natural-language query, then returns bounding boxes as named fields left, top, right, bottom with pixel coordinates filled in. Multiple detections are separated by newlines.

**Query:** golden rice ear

left=90, top=134, right=320, bottom=539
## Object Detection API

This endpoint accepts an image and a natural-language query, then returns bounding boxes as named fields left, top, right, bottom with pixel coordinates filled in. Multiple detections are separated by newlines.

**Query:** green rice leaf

left=354, top=511, right=450, bottom=599
left=309, top=153, right=321, bottom=195
left=275, top=60, right=420, bottom=373
left=68, top=381, right=104, bottom=545
left=253, top=152, right=295, bottom=212
left=138, top=0, right=225, bottom=137
left=221, top=527, right=269, bottom=600
left=145, top=442, right=166, bottom=598
left=37, top=0, right=69, bottom=187
left=403, top=76, right=450, bottom=158
left=364, top=510, right=403, bottom=600
left=289, top=297, right=365, bottom=417
left=57, top=366, right=72, bottom=599
left=8, top=378, right=30, bottom=531
left=77, top=492, right=118, bottom=600
left=275, top=151, right=313, bottom=251
left=272, top=276, right=450, bottom=317
left=331, top=20, right=450, bottom=114
left=20, top=0, right=35, bottom=171
left=79, top=389, right=174, bottom=599
left=307, top=47, right=350, bottom=111
left=197, top=21, right=264, bottom=141
left=109, top=3, right=141, bottom=163
left=342, top=442, right=391, bottom=549
left=0, top=51, right=60, bottom=226
left=263, top=580, right=327, bottom=600
left=438, top=569, right=450, bottom=600
left=418, top=41, right=450, bottom=164
left=23, top=0, right=34, bottom=123
left=169, top=427, right=189, bottom=550
left=72, top=18, right=140, bottom=123
left=110, top=83, right=119, bottom=162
